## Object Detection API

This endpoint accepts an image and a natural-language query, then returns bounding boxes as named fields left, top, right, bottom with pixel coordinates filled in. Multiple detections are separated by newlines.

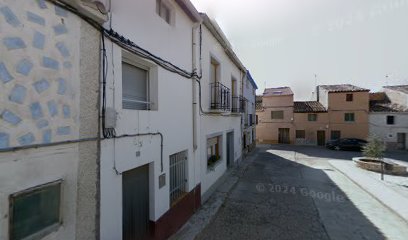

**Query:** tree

left=362, top=135, right=386, bottom=159
left=362, top=135, right=386, bottom=180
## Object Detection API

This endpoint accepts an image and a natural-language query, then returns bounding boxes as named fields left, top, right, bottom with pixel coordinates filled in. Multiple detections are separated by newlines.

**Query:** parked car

left=326, top=138, right=368, bottom=151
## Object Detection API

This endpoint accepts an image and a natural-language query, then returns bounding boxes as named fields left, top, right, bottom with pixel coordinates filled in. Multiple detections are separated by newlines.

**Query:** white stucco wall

left=243, top=74, right=256, bottom=146
left=100, top=1, right=200, bottom=239
left=369, top=112, right=408, bottom=150
left=199, top=24, right=243, bottom=195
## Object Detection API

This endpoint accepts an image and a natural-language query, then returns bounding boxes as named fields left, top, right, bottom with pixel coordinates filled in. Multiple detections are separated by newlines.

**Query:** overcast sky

left=190, top=0, right=408, bottom=100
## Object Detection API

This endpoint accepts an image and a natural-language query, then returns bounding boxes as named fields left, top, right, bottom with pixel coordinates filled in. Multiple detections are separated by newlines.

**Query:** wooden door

left=317, top=131, right=326, bottom=146
left=278, top=128, right=290, bottom=144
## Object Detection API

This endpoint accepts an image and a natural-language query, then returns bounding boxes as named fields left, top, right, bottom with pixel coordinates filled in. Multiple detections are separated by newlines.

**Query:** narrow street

left=195, top=145, right=408, bottom=240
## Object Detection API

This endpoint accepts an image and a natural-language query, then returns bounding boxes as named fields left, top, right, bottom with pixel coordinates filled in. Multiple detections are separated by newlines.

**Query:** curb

left=329, top=160, right=408, bottom=225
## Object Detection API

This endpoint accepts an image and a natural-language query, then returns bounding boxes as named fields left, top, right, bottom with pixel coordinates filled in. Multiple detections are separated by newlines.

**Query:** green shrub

left=362, top=135, right=386, bottom=160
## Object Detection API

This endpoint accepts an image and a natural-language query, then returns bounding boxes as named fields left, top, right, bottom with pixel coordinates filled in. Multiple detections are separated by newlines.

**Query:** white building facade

left=100, top=0, right=203, bottom=239
left=369, top=86, right=408, bottom=150
left=242, top=71, right=258, bottom=153
left=198, top=13, right=247, bottom=198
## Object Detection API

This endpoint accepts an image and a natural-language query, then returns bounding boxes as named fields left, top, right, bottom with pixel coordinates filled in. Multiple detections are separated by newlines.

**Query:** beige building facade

left=256, top=84, right=370, bottom=145
left=256, top=87, right=295, bottom=144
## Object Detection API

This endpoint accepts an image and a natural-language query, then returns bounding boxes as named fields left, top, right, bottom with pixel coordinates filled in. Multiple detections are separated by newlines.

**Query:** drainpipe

left=192, top=23, right=199, bottom=151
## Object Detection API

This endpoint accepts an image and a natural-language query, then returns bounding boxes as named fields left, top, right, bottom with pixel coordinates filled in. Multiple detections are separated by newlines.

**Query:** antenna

left=385, top=74, right=389, bottom=86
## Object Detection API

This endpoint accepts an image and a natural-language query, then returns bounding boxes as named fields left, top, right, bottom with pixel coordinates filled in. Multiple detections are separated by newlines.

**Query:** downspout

left=192, top=23, right=199, bottom=151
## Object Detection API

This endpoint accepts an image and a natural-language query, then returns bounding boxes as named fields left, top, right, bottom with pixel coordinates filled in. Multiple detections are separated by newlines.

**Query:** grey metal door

left=227, top=132, right=234, bottom=167
left=122, top=164, right=150, bottom=240
left=397, top=133, right=406, bottom=150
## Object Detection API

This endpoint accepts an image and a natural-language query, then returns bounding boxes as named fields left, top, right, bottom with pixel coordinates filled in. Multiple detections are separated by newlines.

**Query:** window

left=296, top=130, right=305, bottom=139
left=169, top=151, right=188, bottom=206
left=331, top=131, right=341, bottom=140
left=256, top=115, right=259, bottom=125
left=210, top=58, right=219, bottom=83
left=156, top=0, right=171, bottom=24
left=308, top=114, right=317, bottom=121
left=10, top=181, right=62, bottom=240
left=344, top=113, right=355, bottom=122
left=387, top=115, right=395, bottom=125
left=346, top=94, right=353, bottom=102
left=231, top=78, right=237, bottom=97
left=122, top=61, right=149, bottom=110
left=207, top=136, right=221, bottom=170
left=271, top=111, right=284, bottom=119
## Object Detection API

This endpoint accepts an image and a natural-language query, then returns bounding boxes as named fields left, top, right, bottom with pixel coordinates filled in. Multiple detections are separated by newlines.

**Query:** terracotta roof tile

left=370, top=103, right=408, bottom=112
left=294, top=101, right=327, bottom=113
left=319, top=84, right=369, bottom=93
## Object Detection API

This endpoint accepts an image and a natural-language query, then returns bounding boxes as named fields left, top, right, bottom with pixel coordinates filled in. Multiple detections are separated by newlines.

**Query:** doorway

left=317, top=131, right=326, bottom=146
left=227, top=132, right=234, bottom=168
left=278, top=128, right=290, bottom=144
left=397, top=133, right=406, bottom=150
left=122, top=164, right=150, bottom=240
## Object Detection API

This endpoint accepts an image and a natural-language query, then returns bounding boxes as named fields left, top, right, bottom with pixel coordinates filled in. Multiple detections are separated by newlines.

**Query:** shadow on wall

left=196, top=147, right=385, bottom=240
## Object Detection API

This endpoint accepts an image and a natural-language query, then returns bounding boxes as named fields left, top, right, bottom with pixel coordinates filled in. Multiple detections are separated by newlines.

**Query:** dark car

left=326, top=138, right=367, bottom=151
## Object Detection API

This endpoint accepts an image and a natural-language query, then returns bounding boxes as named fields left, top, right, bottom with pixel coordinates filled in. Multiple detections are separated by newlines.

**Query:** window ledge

left=207, top=158, right=223, bottom=173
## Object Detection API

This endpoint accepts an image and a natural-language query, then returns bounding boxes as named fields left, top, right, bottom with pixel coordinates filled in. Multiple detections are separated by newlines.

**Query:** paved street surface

left=194, top=145, right=408, bottom=240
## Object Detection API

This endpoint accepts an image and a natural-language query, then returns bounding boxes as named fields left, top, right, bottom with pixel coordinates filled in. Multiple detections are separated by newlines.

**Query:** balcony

left=210, top=82, right=230, bottom=111
left=232, top=96, right=246, bottom=113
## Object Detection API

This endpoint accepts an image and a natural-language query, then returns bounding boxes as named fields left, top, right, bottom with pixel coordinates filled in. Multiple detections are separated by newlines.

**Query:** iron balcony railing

left=232, top=96, right=246, bottom=113
left=210, top=82, right=230, bottom=111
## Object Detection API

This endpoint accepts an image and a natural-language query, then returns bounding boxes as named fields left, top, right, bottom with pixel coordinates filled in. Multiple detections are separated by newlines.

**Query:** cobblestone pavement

left=195, top=145, right=408, bottom=240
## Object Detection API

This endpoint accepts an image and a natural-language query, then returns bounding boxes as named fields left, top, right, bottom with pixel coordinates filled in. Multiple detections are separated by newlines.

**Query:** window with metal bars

left=169, top=151, right=188, bottom=206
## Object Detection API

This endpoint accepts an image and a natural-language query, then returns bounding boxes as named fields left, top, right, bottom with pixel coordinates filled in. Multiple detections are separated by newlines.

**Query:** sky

left=190, top=0, right=408, bottom=100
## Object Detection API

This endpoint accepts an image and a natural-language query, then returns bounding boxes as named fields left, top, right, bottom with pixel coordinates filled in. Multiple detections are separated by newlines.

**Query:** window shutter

left=122, top=62, right=148, bottom=110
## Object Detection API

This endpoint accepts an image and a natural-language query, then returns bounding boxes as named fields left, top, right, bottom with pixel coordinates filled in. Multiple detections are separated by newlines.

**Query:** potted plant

left=207, top=155, right=221, bottom=171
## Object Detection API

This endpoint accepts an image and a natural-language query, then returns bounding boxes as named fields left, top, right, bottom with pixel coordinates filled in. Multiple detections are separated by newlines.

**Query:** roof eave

left=175, top=0, right=202, bottom=23
left=200, top=13, right=246, bottom=71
